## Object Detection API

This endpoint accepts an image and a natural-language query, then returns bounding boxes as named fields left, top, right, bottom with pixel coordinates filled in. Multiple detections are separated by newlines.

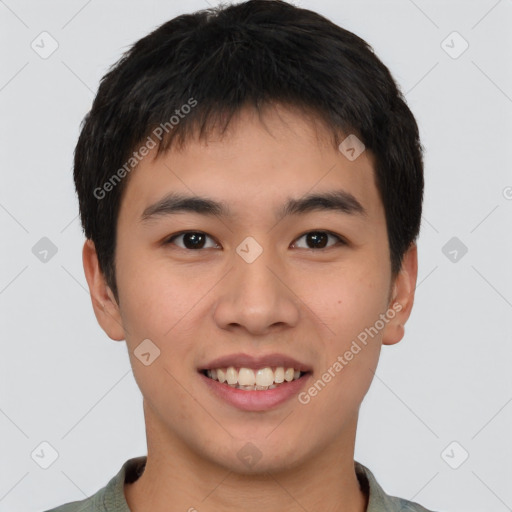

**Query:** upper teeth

left=206, top=367, right=302, bottom=386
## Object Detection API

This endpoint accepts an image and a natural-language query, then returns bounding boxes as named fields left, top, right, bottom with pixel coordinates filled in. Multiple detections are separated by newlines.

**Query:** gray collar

left=97, top=456, right=434, bottom=512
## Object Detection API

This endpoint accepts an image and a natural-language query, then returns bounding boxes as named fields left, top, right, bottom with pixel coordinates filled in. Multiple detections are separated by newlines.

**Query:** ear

left=82, top=239, right=125, bottom=341
left=381, top=243, right=418, bottom=346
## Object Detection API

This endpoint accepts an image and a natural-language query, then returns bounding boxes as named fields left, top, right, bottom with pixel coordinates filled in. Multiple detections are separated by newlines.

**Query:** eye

left=292, top=230, right=346, bottom=250
left=164, top=231, right=219, bottom=250
left=164, top=230, right=346, bottom=251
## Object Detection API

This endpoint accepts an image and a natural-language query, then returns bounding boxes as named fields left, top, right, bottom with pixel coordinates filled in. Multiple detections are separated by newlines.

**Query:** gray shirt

left=44, top=456, right=436, bottom=511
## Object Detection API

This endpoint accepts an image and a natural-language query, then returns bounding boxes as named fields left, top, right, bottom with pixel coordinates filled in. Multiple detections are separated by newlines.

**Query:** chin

left=197, top=435, right=312, bottom=476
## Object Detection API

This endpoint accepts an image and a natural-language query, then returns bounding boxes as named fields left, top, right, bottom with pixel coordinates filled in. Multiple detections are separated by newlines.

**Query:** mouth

left=197, top=353, right=312, bottom=411
left=200, top=366, right=309, bottom=391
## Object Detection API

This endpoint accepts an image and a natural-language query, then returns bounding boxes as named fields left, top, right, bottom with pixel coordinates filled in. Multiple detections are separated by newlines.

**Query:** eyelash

left=163, top=230, right=347, bottom=251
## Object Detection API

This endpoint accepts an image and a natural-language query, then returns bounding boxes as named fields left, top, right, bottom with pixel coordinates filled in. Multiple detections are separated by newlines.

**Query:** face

left=84, top=104, right=417, bottom=474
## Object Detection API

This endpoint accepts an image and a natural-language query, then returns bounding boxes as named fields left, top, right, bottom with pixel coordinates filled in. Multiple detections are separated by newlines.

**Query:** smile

left=201, top=366, right=307, bottom=391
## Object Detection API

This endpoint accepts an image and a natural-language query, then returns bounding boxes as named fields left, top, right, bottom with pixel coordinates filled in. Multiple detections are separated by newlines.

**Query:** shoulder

left=43, top=495, right=97, bottom=512
left=355, top=461, right=439, bottom=512
left=383, top=494, right=438, bottom=511
left=42, top=456, right=147, bottom=512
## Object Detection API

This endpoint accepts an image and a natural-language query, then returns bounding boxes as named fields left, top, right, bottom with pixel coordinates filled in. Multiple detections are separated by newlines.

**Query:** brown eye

left=165, top=232, right=218, bottom=250
left=293, top=231, right=345, bottom=250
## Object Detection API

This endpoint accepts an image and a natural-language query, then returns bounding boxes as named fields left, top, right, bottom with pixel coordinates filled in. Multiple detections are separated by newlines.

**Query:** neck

left=125, top=405, right=368, bottom=512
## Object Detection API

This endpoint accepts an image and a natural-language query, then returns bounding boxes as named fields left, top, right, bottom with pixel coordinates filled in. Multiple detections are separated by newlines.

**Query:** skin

left=83, top=103, right=418, bottom=512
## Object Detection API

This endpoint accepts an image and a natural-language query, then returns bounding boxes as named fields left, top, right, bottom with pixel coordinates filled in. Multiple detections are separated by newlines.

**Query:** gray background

left=1, top=0, right=511, bottom=511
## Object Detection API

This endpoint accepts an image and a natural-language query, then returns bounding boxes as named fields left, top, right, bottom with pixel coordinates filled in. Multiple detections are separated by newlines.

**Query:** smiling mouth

left=200, top=366, right=309, bottom=391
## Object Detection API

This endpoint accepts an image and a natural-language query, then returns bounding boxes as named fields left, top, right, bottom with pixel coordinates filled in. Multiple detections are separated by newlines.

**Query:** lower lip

left=199, top=372, right=311, bottom=411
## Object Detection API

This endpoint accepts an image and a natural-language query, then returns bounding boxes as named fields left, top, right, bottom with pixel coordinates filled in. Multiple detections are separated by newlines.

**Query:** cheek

left=310, top=265, right=390, bottom=343
left=116, top=251, right=195, bottom=339
left=301, top=264, right=389, bottom=402
left=118, top=269, right=200, bottom=404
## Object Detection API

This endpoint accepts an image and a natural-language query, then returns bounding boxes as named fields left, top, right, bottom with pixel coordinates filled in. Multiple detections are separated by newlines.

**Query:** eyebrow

left=140, top=189, right=367, bottom=222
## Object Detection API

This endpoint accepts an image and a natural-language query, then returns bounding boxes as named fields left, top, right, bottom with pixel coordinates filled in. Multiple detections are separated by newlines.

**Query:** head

left=78, top=0, right=423, bottom=474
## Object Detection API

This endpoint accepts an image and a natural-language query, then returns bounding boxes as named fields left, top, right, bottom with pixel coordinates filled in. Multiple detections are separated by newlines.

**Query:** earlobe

left=381, top=243, right=418, bottom=346
left=82, top=239, right=125, bottom=341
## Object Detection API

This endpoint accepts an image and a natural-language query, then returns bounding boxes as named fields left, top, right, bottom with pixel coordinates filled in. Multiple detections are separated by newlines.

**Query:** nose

left=212, top=246, right=300, bottom=336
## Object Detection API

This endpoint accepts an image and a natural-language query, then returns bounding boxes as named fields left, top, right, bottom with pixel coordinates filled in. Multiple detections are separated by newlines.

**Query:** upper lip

left=200, top=352, right=312, bottom=372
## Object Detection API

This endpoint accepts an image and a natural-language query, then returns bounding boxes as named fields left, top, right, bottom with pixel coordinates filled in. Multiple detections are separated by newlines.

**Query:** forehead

left=117, top=104, right=384, bottom=228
